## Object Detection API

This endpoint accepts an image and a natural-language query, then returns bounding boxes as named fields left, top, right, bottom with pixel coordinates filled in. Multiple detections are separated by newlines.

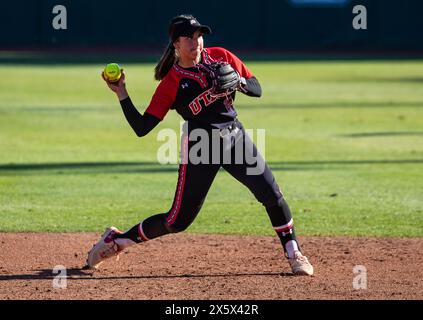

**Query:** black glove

left=202, top=62, right=241, bottom=98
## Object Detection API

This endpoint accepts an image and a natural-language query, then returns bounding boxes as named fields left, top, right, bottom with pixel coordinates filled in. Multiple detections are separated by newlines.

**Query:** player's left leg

left=222, top=126, right=313, bottom=275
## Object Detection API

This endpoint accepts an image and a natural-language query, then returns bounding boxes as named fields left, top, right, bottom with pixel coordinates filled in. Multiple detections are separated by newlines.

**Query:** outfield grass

left=0, top=60, right=422, bottom=237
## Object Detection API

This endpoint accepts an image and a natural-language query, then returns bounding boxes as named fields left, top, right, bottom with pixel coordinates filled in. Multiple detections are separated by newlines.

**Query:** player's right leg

left=86, top=226, right=123, bottom=269
left=114, top=123, right=220, bottom=241
left=86, top=122, right=220, bottom=269
left=111, top=160, right=220, bottom=247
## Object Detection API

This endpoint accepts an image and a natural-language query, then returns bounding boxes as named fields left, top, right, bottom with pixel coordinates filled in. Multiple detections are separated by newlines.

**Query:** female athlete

left=87, top=14, right=313, bottom=276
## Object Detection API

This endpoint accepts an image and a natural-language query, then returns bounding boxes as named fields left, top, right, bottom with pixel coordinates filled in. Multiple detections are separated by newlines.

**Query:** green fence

left=1, top=0, right=422, bottom=50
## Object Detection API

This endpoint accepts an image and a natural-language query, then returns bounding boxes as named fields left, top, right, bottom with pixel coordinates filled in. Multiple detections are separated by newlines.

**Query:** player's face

left=175, top=30, right=204, bottom=62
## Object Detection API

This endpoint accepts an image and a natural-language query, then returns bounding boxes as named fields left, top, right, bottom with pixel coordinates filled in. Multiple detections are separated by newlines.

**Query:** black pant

left=138, top=120, right=297, bottom=249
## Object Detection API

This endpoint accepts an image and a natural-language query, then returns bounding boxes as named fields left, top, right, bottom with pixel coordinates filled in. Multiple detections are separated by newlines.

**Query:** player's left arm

left=224, top=49, right=262, bottom=97
left=239, top=76, right=262, bottom=97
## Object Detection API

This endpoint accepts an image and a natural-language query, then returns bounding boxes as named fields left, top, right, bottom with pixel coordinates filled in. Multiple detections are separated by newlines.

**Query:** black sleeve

left=239, top=76, right=262, bottom=97
left=119, top=97, right=161, bottom=137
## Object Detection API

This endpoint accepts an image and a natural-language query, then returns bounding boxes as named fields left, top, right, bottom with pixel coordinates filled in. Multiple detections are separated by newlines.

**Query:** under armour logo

left=182, top=83, right=189, bottom=89
left=190, top=19, right=197, bottom=25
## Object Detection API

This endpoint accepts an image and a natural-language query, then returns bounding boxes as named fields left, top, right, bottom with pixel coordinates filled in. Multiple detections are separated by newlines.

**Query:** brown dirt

left=0, top=233, right=422, bottom=300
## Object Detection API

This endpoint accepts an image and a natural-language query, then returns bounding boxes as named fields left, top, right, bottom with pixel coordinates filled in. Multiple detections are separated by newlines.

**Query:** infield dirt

left=0, top=233, right=421, bottom=300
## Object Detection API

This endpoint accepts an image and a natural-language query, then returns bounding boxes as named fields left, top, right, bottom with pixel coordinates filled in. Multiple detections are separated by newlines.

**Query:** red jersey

left=145, top=47, right=254, bottom=129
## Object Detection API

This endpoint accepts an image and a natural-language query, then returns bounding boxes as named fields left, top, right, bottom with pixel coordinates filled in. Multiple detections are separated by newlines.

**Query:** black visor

left=169, top=16, right=211, bottom=42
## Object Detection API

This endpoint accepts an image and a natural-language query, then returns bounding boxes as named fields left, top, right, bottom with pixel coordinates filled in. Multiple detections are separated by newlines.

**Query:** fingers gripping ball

left=104, top=63, right=122, bottom=83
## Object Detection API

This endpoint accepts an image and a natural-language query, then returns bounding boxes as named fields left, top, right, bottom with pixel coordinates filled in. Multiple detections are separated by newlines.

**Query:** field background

left=1, top=61, right=422, bottom=237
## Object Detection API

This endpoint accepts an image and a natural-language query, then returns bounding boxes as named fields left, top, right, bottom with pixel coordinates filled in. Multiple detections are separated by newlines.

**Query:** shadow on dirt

left=0, top=268, right=293, bottom=281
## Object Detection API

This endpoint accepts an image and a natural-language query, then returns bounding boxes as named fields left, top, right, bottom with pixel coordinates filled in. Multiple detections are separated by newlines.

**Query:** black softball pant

left=136, top=121, right=297, bottom=248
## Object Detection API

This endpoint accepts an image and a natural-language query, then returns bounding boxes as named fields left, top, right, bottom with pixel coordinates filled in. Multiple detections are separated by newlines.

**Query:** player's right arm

left=102, top=70, right=175, bottom=137
left=119, top=97, right=161, bottom=137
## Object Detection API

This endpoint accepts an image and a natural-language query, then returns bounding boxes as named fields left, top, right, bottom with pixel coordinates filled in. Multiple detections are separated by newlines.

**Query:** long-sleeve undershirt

left=241, top=76, right=262, bottom=97
left=119, top=97, right=161, bottom=137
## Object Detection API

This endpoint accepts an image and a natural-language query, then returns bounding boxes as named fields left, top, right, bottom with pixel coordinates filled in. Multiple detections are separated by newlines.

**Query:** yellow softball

left=104, top=63, right=122, bottom=83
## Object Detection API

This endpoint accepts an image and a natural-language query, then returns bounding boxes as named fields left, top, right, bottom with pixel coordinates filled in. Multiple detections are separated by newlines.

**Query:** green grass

left=0, top=61, right=423, bottom=237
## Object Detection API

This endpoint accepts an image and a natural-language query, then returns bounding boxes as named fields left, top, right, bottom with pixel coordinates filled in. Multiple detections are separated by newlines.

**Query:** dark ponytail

left=154, top=42, right=176, bottom=81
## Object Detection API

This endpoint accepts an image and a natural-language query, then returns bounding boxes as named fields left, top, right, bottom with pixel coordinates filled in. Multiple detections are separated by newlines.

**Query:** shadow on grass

left=239, top=101, right=423, bottom=109
left=331, top=77, right=423, bottom=84
left=0, top=159, right=422, bottom=176
left=1, top=103, right=421, bottom=115
left=0, top=106, right=116, bottom=114
left=0, top=161, right=159, bottom=170
left=0, top=268, right=291, bottom=281
left=0, top=162, right=177, bottom=175
left=338, top=131, right=423, bottom=138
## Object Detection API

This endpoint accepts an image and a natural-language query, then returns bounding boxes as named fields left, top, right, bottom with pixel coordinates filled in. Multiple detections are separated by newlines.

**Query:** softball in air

left=103, top=63, right=122, bottom=82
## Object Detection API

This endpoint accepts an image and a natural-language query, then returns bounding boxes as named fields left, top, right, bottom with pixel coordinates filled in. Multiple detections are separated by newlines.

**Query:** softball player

left=87, top=14, right=313, bottom=276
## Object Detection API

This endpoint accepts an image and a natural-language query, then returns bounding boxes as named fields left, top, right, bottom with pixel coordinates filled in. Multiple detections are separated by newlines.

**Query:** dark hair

left=154, top=42, right=176, bottom=81
left=154, top=14, right=197, bottom=81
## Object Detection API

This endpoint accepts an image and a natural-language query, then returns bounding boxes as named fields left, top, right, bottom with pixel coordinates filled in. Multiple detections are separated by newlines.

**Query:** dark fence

left=1, top=0, right=422, bottom=51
